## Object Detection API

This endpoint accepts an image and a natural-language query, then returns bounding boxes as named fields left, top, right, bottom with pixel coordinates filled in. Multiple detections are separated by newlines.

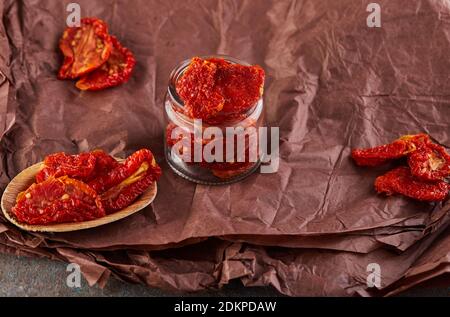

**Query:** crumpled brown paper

left=0, top=0, right=449, bottom=296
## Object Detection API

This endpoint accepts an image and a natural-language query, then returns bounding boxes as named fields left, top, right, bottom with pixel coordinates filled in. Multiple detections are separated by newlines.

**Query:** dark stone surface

left=0, top=253, right=448, bottom=297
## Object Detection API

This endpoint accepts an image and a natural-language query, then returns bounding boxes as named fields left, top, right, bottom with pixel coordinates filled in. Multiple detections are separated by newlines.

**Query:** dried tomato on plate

left=88, top=149, right=162, bottom=213
left=375, top=166, right=449, bottom=202
left=36, top=150, right=118, bottom=183
left=58, top=18, right=112, bottom=79
left=408, top=142, right=450, bottom=182
left=76, top=35, right=136, bottom=90
left=36, top=152, right=96, bottom=183
left=12, top=176, right=105, bottom=225
left=351, top=134, right=430, bottom=166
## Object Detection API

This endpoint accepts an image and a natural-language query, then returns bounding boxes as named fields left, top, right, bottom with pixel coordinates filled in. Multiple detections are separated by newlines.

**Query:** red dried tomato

left=76, top=35, right=136, bottom=90
left=374, top=166, right=449, bottom=202
left=210, top=162, right=254, bottom=179
left=408, top=142, right=450, bottom=181
left=36, top=150, right=118, bottom=183
left=58, top=18, right=112, bottom=79
left=213, top=58, right=264, bottom=116
left=100, top=171, right=154, bottom=213
left=12, top=176, right=105, bottom=225
left=36, top=152, right=97, bottom=183
left=176, top=57, right=224, bottom=120
left=176, top=57, right=264, bottom=122
left=89, top=148, right=161, bottom=194
left=352, top=134, right=430, bottom=166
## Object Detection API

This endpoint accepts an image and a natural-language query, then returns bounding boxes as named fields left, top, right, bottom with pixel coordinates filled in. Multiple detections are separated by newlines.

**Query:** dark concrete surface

left=0, top=253, right=448, bottom=297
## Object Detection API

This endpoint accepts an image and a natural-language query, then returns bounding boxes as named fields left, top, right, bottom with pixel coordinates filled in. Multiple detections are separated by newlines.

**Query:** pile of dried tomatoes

left=352, top=134, right=450, bottom=202
left=57, top=17, right=135, bottom=91
left=12, top=149, right=161, bottom=225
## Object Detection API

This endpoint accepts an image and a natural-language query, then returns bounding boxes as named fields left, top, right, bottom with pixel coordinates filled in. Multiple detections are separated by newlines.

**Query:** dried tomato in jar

left=165, top=56, right=265, bottom=185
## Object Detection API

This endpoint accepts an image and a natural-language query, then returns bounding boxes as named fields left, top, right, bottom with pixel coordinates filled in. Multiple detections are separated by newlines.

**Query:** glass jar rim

left=166, top=55, right=263, bottom=126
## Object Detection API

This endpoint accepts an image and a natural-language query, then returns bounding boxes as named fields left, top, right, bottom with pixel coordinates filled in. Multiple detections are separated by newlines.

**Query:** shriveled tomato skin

left=101, top=171, right=154, bottom=213
left=351, top=134, right=430, bottom=167
left=176, top=57, right=265, bottom=123
left=89, top=149, right=161, bottom=194
left=375, top=166, right=449, bottom=202
left=58, top=18, right=112, bottom=80
left=75, top=36, right=136, bottom=91
left=36, top=152, right=96, bottom=183
left=12, top=176, right=105, bottom=225
left=36, top=150, right=118, bottom=183
left=408, top=142, right=450, bottom=182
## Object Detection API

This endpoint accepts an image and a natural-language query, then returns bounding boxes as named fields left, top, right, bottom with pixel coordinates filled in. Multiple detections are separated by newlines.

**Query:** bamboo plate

left=0, top=160, right=157, bottom=232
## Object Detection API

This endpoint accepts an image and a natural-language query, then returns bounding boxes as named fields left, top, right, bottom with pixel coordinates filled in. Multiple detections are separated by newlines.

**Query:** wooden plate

left=0, top=160, right=157, bottom=232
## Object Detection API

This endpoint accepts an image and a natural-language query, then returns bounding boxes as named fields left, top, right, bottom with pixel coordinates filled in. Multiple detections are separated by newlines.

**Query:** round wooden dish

left=0, top=160, right=157, bottom=232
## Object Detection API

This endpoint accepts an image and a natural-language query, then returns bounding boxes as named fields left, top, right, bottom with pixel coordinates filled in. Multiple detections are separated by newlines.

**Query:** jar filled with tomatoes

left=164, top=55, right=265, bottom=185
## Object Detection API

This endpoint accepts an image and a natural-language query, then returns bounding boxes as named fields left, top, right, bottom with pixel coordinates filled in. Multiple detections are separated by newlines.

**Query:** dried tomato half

left=213, top=58, right=264, bottom=116
left=36, top=152, right=97, bottom=183
left=176, top=57, right=224, bottom=120
left=352, top=134, right=430, bottom=166
left=374, top=166, right=449, bottom=202
left=76, top=35, right=136, bottom=90
left=12, top=176, right=105, bottom=225
left=36, top=150, right=118, bottom=183
left=408, top=142, right=450, bottom=181
left=89, top=149, right=162, bottom=194
left=58, top=18, right=112, bottom=79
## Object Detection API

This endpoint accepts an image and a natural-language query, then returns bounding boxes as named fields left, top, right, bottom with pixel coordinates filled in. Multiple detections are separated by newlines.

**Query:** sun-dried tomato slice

left=12, top=176, right=105, bottom=225
left=100, top=167, right=155, bottom=213
left=176, top=57, right=224, bottom=120
left=212, top=58, right=264, bottom=116
left=351, top=134, right=430, bottom=166
left=89, top=149, right=161, bottom=194
left=210, top=162, right=254, bottom=179
left=36, top=150, right=119, bottom=183
left=374, top=166, right=449, bottom=202
left=58, top=18, right=112, bottom=79
left=36, top=152, right=97, bottom=183
left=408, top=142, right=450, bottom=181
left=176, top=57, right=265, bottom=122
left=75, top=35, right=136, bottom=90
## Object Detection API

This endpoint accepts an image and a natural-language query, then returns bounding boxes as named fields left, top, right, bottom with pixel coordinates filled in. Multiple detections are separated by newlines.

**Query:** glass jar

left=164, top=55, right=264, bottom=185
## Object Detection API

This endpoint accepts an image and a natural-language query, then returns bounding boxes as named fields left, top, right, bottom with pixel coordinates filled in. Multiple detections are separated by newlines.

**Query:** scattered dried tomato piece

left=374, top=166, right=449, bottom=202
left=176, top=57, right=264, bottom=122
left=76, top=35, right=136, bottom=90
left=408, top=142, right=450, bottom=181
left=58, top=18, right=112, bottom=79
left=12, top=176, right=105, bottom=225
left=89, top=149, right=161, bottom=194
left=36, top=150, right=118, bottom=183
left=351, top=134, right=430, bottom=166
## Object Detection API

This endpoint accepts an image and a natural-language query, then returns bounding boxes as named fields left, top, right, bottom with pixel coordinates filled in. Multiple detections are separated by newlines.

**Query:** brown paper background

left=0, top=0, right=449, bottom=296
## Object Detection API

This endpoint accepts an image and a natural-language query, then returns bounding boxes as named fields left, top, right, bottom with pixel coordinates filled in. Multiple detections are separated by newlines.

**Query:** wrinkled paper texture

left=0, top=0, right=449, bottom=296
